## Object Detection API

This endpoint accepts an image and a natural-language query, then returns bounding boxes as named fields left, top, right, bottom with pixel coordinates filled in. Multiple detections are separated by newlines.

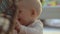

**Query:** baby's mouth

left=18, top=18, right=21, bottom=22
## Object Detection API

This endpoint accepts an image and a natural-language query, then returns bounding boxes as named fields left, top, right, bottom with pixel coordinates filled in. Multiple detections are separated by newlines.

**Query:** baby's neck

left=25, top=20, right=34, bottom=26
left=22, top=21, right=34, bottom=26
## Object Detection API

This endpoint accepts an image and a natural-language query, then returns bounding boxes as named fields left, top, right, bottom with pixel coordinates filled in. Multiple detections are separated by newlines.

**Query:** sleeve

left=19, top=21, right=43, bottom=34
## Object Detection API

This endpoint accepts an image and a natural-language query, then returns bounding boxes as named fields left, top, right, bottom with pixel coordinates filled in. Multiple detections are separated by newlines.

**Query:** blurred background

left=40, top=0, right=60, bottom=34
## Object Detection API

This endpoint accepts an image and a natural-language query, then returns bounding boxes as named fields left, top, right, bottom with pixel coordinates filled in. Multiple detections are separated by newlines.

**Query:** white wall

left=40, top=7, right=60, bottom=19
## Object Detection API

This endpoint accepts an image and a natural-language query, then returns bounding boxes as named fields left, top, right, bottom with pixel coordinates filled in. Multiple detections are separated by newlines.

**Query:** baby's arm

left=19, top=25, right=43, bottom=34
left=16, top=20, right=43, bottom=34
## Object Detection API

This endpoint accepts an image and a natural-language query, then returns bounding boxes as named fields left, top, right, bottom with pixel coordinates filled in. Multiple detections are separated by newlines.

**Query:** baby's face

left=16, top=1, right=37, bottom=25
left=17, top=3, right=32, bottom=25
left=17, top=8, right=32, bottom=25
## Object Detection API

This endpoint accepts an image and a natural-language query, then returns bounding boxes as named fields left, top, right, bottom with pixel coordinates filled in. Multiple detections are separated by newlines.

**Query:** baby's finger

left=16, top=20, right=21, bottom=27
left=15, top=20, right=20, bottom=33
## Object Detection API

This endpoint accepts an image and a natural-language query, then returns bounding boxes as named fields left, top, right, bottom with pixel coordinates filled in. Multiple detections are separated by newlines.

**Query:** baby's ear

left=31, top=8, right=37, bottom=17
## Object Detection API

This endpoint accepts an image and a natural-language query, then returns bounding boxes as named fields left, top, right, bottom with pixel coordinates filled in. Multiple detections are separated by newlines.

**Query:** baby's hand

left=11, top=20, right=20, bottom=34
left=11, top=30, right=18, bottom=34
left=15, top=20, right=21, bottom=34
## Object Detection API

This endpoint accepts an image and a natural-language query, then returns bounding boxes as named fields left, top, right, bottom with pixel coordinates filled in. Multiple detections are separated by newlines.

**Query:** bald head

left=15, top=0, right=42, bottom=16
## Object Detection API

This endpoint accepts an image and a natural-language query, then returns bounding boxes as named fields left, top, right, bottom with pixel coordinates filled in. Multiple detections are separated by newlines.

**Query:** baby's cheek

left=18, top=12, right=30, bottom=21
left=19, top=14, right=26, bottom=19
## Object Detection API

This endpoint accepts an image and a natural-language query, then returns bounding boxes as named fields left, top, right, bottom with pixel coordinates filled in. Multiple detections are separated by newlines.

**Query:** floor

left=43, top=27, right=60, bottom=34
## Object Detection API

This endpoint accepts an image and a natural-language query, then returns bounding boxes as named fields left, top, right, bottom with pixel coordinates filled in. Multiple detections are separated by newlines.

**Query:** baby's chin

left=18, top=18, right=31, bottom=26
left=0, top=17, right=10, bottom=33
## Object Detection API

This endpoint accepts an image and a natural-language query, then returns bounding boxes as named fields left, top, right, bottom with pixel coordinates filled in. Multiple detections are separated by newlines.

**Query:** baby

left=14, top=0, right=43, bottom=34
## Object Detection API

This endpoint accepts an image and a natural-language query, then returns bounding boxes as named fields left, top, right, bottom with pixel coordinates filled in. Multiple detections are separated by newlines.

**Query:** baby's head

left=15, top=0, right=42, bottom=25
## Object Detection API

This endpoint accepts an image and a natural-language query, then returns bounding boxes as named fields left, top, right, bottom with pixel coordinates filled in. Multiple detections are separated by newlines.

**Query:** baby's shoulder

left=35, top=20, right=43, bottom=26
left=29, top=20, right=43, bottom=28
